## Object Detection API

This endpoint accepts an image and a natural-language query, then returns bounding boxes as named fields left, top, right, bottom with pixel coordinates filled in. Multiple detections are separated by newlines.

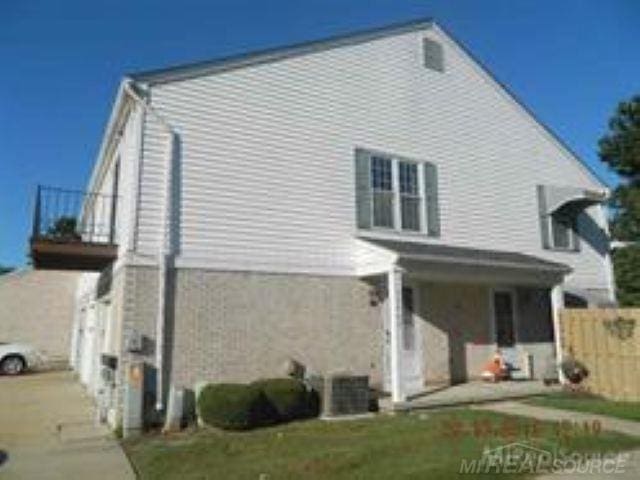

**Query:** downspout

left=551, top=284, right=567, bottom=385
left=123, top=80, right=176, bottom=412
left=388, top=266, right=404, bottom=403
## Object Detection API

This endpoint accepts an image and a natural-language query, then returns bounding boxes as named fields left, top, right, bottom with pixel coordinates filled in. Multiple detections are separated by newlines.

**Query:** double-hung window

left=550, top=214, right=575, bottom=250
left=355, top=149, right=440, bottom=235
left=536, top=185, right=581, bottom=252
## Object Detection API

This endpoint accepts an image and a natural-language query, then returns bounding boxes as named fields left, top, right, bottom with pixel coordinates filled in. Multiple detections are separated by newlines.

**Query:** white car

left=0, top=342, right=41, bottom=375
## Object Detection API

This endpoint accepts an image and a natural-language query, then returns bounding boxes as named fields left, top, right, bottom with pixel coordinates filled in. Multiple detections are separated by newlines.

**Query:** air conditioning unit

left=309, top=374, right=370, bottom=417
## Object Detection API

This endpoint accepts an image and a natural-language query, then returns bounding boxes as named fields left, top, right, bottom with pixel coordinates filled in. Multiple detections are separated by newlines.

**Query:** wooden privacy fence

left=560, top=308, right=640, bottom=401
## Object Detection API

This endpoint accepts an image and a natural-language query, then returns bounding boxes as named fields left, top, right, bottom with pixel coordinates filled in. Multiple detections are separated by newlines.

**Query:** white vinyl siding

left=84, top=106, right=140, bottom=254
left=132, top=25, right=610, bottom=292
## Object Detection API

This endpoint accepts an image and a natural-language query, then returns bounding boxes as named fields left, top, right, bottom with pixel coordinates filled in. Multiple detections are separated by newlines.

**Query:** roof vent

left=423, top=38, right=444, bottom=72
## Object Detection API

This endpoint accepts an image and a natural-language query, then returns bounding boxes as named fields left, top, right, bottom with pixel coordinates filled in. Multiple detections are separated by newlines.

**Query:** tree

left=0, top=265, right=14, bottom=276
left=46, top=216, right=80, bottom=240
left=611, top=245, right=640, bottom=306
left=598, top=95, right=640, bottom=305
left=607, top=186, right=640, bottom=241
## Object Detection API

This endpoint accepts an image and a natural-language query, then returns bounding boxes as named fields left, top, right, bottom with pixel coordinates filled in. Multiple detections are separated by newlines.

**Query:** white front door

left=492, top=290, right=519, bottom=369
left=401, top=286, right=424, bottom=396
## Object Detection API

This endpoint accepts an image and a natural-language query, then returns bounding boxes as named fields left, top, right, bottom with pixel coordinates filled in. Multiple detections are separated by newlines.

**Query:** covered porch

left=359, top=238, right=570, bottom=404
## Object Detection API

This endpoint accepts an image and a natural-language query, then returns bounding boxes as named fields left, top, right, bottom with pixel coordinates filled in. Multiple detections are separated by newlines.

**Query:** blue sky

left=1, top=0, right=638, bottom=267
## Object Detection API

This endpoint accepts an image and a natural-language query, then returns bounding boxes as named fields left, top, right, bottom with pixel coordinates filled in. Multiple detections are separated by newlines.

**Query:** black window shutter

left=537, top=186, right=551, bottom=249
left=423, top=162, right=440, bottom=237
left=355, top=149, right=372, bottom=229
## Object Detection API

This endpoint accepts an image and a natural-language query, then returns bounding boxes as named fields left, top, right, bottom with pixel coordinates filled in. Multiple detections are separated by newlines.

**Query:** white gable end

left=132, top=23, right=610, bottom=291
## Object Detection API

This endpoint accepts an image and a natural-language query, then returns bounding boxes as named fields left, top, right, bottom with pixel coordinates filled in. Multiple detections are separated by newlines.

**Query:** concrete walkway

left=474, top=401, right=640, bottom=479
left=0, top=370, right=135, bottom=480
left=388, top=380, right=561, bottom=411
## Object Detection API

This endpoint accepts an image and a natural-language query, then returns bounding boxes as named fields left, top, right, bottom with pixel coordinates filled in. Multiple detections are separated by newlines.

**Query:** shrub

left=253, top=378, right=319, bottom=421
left=197, top=383, right=274, bottom=430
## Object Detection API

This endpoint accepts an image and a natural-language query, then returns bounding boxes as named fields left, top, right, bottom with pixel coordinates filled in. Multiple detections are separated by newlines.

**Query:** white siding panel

left=84, top=105, right=141, bottom=255
left=136, top=116, right=168, bottom=253
left=114, top=106, right=141, bottom=255
left=135, top=28, right=609, bottom=290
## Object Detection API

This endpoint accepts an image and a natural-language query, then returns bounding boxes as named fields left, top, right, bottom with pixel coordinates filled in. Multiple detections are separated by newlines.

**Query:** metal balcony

left=30, top=185, right=118, bottom=270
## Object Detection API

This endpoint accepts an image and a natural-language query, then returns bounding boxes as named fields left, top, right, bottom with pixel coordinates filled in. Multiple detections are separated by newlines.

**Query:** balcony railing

left=32, top=185, right=119, bottom=244
left=30, top=185, right=119, bottom=270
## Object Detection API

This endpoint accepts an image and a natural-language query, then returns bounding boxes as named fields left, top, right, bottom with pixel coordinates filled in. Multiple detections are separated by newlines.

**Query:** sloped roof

left=130, top=17, right=433, bottom=85
left=364, top=238, right=571, bottom=274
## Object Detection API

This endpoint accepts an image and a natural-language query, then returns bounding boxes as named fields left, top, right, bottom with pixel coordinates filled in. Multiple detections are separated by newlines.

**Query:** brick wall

left=116, top=266, right=383, bottom=400
left=418, top=282, right=554, bottom=384
left=169, top=269, right=383, bottom=390
left=113, top=266, right=159, bottom=424
left=419, top=282, right=494, bottom=384
left=111, top=266, right=555, bottom=418
left=0, top=269, right=80, bottom=363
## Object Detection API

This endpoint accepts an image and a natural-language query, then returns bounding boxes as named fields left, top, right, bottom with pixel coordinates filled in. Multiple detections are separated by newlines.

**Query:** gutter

left=123, top=80, right=176, bottom=412
left=398, top=253, right=572, bottom=274
left=85, top=82, right=128, bottom=196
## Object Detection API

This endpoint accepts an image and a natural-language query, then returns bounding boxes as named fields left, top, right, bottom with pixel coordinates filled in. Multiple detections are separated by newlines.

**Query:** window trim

left=364, top=150, right=427, bottom=233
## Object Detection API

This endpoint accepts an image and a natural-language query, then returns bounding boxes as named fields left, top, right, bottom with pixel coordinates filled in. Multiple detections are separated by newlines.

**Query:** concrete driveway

left=0, top=370, right=135, bottom=479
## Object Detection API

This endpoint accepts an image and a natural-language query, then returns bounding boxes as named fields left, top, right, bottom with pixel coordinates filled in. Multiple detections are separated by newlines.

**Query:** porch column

left=388, top=266, right=404, bottom=403
left=550, top=285, right=567, bottom=384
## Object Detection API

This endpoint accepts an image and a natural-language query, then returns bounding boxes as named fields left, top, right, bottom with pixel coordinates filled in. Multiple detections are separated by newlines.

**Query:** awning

left=539, top=185, right=607, bottom=217
left=363, top=238, right=572, bottom=275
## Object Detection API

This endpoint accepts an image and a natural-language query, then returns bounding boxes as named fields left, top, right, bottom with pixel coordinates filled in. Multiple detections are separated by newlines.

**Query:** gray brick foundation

left=108, top=266, right=554, bottom=421
left=112, top=266, right=383, bottom=420
left=169, top=269, right=384, bottom=390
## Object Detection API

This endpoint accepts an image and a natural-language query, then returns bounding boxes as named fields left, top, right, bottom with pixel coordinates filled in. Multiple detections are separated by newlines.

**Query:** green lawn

left=525, top=392, right=640, bottom=422
left=123, top=409, right=640, bottom=479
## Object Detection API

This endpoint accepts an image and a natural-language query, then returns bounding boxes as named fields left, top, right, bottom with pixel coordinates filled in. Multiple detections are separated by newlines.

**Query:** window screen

left=371, top=156, right=394, bottom=228
left=399, top=161, right=420, bottom=231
